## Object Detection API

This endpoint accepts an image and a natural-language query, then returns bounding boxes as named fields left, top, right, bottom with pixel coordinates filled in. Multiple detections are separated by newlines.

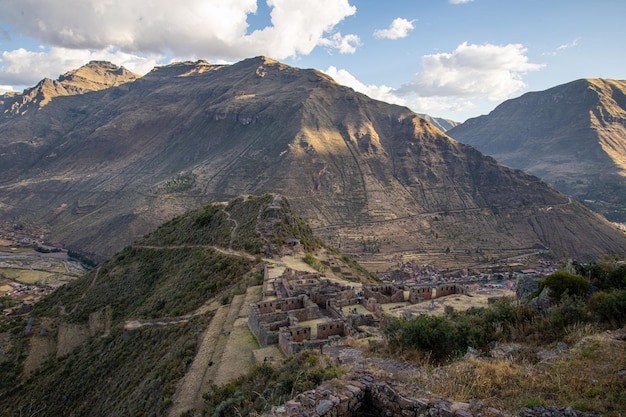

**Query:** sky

left=0, top=0, right=625, bottom=122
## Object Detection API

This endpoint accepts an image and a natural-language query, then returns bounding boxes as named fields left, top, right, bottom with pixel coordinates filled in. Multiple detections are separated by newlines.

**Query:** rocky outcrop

left=267, top=369, right=599, bottom=417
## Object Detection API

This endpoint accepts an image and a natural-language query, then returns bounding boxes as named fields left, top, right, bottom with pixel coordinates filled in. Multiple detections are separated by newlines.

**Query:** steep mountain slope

left=0, top=59, right=624, bottom=262
left=448, top=78, right=626, bottom=221
left=0, top=61, right=139, bottom=116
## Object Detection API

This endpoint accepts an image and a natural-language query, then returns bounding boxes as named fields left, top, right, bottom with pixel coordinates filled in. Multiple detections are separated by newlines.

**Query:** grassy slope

left=0, top=193, right=340, bottom=416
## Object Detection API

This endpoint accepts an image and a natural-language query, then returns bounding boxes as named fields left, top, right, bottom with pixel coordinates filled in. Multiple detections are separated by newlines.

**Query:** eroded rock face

left=516, top=276, right=539, bottom=302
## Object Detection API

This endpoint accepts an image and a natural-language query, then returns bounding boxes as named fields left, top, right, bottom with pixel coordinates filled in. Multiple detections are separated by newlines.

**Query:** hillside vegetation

left=0, top=193, right=382, bottom=416
left=0, top=193, right=624, bottom=416
left=381, top=259, right=626, bottom=415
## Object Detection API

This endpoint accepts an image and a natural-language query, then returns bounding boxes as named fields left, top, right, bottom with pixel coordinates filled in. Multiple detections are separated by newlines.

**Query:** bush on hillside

left=540, top=271, right=590, bottom=302
left=385, top=315, right=465, bottom=362
left=587, top=289, right=626, bottom=327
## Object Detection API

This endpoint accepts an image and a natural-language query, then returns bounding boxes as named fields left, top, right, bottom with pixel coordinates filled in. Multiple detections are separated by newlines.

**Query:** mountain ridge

left=0, top=58, right=624, bottom=263
left=0, top=61, right=139, bottom=116
left=447, top=78, right=626, bottom=221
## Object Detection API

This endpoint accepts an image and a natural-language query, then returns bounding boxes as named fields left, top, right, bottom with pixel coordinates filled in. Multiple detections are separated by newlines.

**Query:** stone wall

left=408, top=286, right=434, bottom=303
left=248, top=305, right=289, bottom=347
left=282, top=336, right=341, bottom=356
left=435, top=284, right=466, bottom=298
left=279, top=326, right=313, bottom=353
left=311, top=287, right=355, bottom=309
left=257, top=300, right=278, bottom=314
left=267, top=370, right=476, bottom=417
left=408, top=284, right=466, bottom=303
left=348, top=313, right=377, bottom=329
left=249, top=293, right=322, bottom=348
left=363, top=284, right=404, bottom=304
left=317, top=320, right=346, bottom=340
left=280, top=296, right=306, bottom=311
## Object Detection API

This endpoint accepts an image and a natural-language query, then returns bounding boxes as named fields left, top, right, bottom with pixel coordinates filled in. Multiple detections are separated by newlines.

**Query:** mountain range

left=0, top=58, right=625, bottom=263
left=448, top=78, right=626, bottom=222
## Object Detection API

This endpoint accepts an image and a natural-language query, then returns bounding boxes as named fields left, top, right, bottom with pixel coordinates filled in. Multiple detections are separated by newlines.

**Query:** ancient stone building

left=249, top=264, right=468, bottom=356
left=363, top=284, right=404, bottom=304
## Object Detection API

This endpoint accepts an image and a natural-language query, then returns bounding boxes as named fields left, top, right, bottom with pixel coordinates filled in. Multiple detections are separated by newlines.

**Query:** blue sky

left=0, top=0, right=624, bottom=122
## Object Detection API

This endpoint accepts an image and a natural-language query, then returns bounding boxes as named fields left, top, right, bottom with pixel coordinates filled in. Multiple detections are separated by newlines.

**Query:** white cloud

left=324, top=42, right=544, bottom=116
left=543, top=38, right=580, bottom=56
left=398, top=42, right=544, bottom=101
left=449, top=0, right=473, bottom=4
left=245, top=0, right=358, bottom=57
left=0, top=0, right=357, bottom=60
left=373, top=18, right=415, bottom=40
left=323, top=65, right=478, bottom=116
left=0, top=0, right=359, bottom=86
left=0, top=85, right=14, bottom=94
left=324, top=66, right=405, bottom=105
left=0, top=47, right=162, bottom=87
left=318, top=33, right=361, bottom=54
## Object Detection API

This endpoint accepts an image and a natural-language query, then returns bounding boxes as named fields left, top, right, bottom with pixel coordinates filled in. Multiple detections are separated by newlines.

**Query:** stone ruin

left=248, top=265, right=469, bottom=356
left=266, top=369, right=477, bottom=417
left=265, top=367, right=595, bottom=417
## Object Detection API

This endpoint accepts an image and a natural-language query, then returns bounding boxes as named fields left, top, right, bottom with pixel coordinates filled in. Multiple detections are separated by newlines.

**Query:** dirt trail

left=133, top=244, right=256, bottom=260
left=221, top=208, right=239, bottom=250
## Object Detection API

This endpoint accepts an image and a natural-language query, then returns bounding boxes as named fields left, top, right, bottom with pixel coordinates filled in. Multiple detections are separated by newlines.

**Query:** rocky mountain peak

left=0, top=61, right=140, bottom=116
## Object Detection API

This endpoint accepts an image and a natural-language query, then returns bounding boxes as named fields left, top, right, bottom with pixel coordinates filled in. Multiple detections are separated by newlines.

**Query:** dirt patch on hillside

left=0, top=332, right=11, bottom=362
left=56, top=322, right=89, bottom=357
left=22, top=318, right=57, bottom=379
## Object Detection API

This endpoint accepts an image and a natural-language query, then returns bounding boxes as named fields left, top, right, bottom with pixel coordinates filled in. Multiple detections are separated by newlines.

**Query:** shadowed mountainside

left=448, top=78, right=626, bottom=222
left=0, top=58, right=624, bottom=262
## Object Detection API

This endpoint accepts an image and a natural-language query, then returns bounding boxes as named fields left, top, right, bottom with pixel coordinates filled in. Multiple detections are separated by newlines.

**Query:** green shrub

left=303, top=253, right=326, bottom=272
left=548, top=294, right=587, bottom=329
left=606, top=265, right=626, bottom=290
left=195, top=204, right=221, bottom=226
left=385, top=315, right=465, bottom=362
left=587, top=289, right=626, bottom=327
left=540, top=271, right=590, bottom=302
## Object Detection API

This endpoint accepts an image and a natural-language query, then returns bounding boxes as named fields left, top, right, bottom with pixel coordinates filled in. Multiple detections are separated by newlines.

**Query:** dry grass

left=213, top=318, right=259, bottom=385
left=412, top=331, right=626, bottom=415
